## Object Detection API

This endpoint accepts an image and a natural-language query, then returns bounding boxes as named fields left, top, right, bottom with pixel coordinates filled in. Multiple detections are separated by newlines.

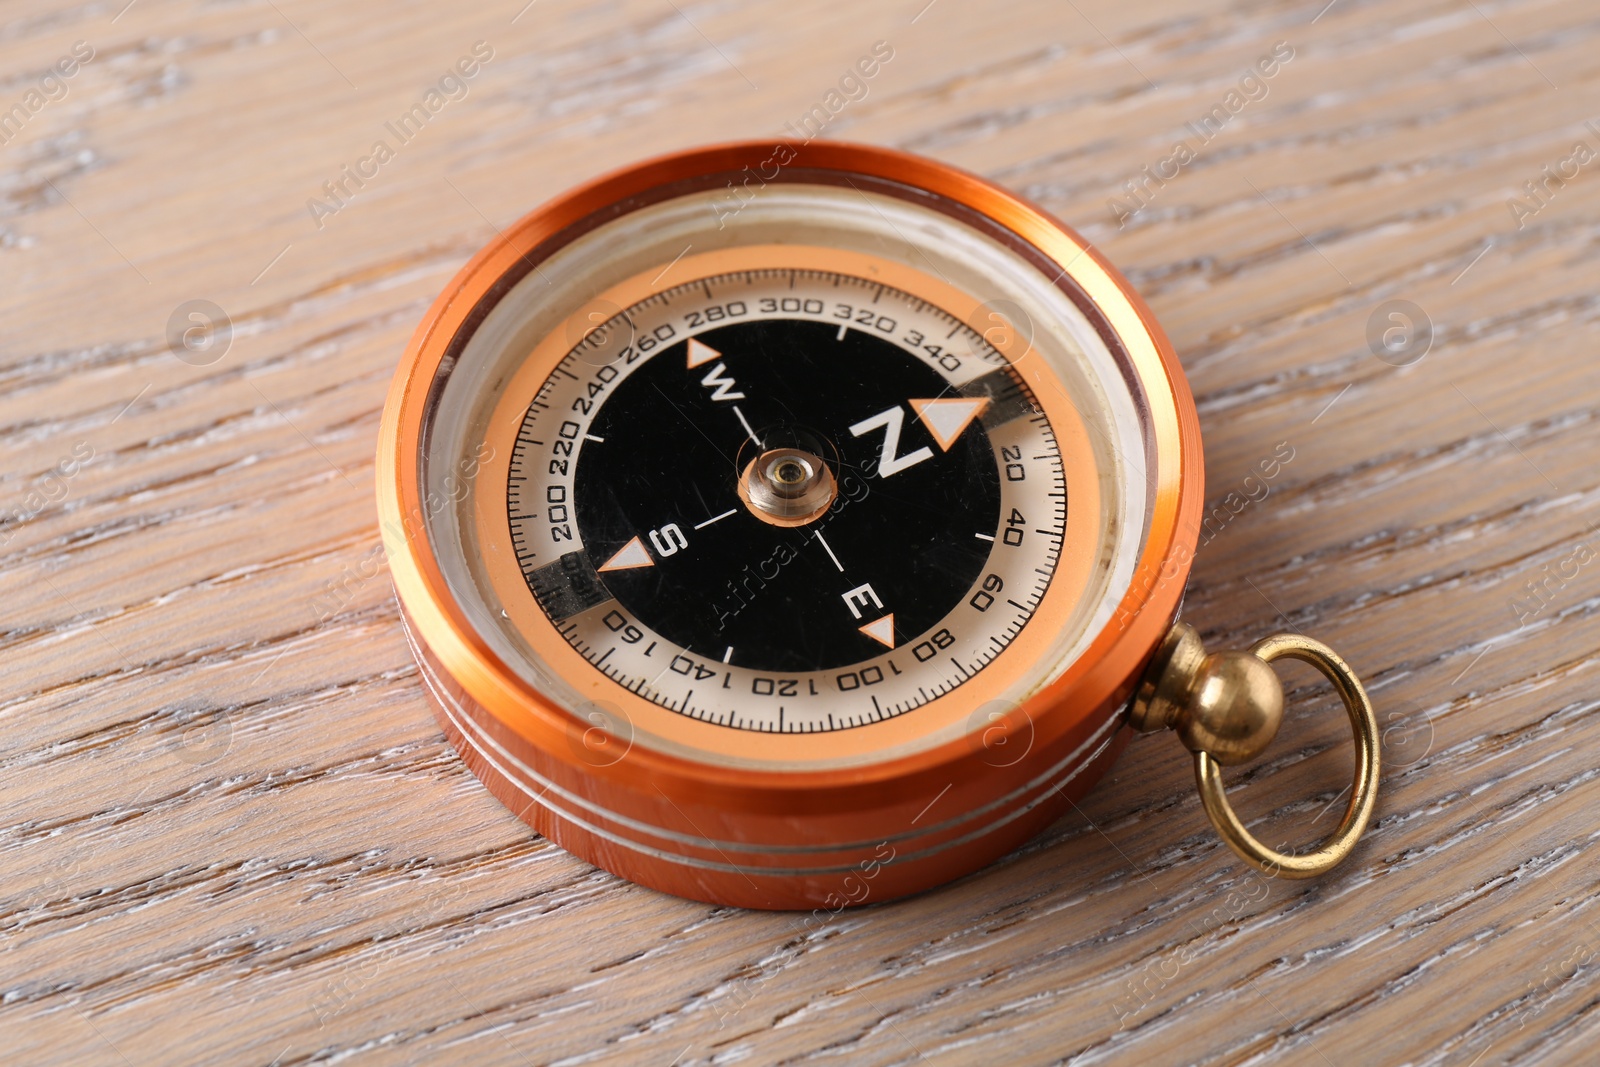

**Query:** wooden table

left=5, top=0, right=1597, bottom=1063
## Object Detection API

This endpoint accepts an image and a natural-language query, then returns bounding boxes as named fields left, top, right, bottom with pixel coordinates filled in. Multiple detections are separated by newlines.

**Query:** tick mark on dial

left=974, top=532, right=995, bottom=542
left=814, top=530, right=844, bottom=572
left=694, top=507, right=739, bottom=530
left=722, top=646, right=734, bottom=663
left=836, top=323, right=848, bottom=341
left=584, top=433, right=605, bottom=443
left=732, top=404, right=763, bottom=448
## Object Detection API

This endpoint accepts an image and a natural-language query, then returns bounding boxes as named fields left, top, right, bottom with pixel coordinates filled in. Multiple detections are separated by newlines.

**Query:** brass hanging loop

left=1130, top=623, right=1381, bottom=878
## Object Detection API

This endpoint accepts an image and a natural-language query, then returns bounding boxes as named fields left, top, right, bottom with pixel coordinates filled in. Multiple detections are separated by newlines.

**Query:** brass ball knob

left=1128, top=622, right=1381, bottom=878
left=1174, top=651, right=1284, bottom=765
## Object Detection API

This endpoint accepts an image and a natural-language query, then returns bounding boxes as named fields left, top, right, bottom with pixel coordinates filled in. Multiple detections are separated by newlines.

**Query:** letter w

left=700, top=363, right=746, bottom=401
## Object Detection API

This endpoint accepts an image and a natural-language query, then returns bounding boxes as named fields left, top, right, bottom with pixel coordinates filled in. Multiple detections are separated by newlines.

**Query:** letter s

left=648, top=522, right=688, bottom=558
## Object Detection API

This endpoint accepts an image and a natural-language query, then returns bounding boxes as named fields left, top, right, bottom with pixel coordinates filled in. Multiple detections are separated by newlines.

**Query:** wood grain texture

left=3, top=0, right=1598, bottom=1063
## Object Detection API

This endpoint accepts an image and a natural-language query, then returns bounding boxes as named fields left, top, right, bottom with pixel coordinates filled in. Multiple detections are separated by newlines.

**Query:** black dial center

left=567, top=317, right=1002, bottom=673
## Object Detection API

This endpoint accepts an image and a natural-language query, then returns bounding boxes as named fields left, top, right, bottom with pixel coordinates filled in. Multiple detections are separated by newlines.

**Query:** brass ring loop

left=1193, top=634, right=1380, bottom=878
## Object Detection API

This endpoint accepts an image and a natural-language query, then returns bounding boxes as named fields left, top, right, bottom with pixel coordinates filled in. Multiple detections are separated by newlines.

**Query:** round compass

left=379, top=142, right=1381, bottom=909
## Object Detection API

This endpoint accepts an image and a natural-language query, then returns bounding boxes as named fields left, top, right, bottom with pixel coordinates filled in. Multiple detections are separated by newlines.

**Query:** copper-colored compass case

left=376, top=141, right=1205, bottom=909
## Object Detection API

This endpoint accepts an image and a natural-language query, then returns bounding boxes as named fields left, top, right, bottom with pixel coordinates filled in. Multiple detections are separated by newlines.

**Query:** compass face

left=504, top=269, right=1065, bottom=731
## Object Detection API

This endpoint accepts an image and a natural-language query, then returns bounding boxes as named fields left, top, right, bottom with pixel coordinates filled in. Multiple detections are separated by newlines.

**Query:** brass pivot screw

left=1130, top=622, right=1381, bottom=878
left=739, top=446, right=838, bottom=527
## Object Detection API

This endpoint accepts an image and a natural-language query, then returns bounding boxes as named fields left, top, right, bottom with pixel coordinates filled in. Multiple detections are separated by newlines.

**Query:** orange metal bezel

left=375, top=141, right=1204, bottom=909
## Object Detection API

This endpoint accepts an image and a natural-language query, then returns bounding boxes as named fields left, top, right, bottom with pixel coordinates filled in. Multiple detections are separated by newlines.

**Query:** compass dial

left=504, top=268, right=1065, bottom=732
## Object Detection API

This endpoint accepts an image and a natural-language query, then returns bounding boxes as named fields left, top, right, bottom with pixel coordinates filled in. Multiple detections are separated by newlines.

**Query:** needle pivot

left=740, top=446, right=837, bottom=527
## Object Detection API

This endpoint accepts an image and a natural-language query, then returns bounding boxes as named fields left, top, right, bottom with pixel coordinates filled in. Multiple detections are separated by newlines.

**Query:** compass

left=378, top=142, right=1380, bottom=909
